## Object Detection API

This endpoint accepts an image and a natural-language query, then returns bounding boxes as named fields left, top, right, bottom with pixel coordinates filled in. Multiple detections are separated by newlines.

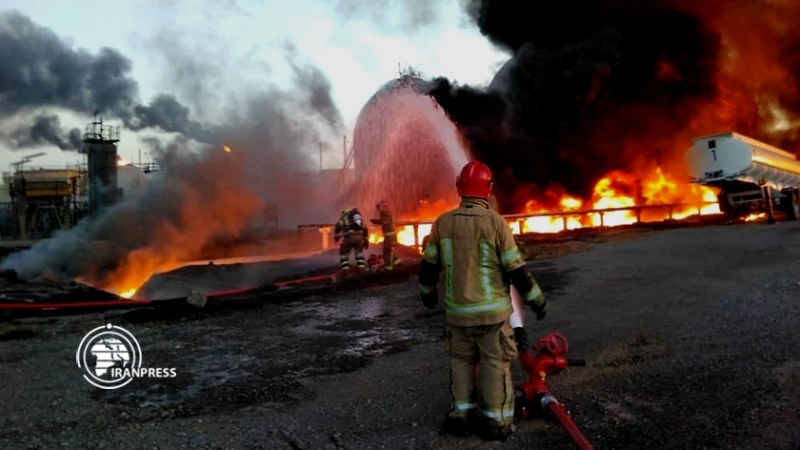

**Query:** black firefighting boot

left=479, top=422, right=514, bottom=442
left=442, top=416, right=470, bottom=436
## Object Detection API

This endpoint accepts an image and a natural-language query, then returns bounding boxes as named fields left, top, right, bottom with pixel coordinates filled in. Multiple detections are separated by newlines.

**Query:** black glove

left=513, top=327, right=529, bottom=353
left=421, top=290, right=438, bottom=309
left=527, top=297, right=547, bottom=321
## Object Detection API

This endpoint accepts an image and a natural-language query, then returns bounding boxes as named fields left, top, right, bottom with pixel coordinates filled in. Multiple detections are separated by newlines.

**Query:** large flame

left=103, top=166, right=719, bottom=296
left=371, top=165, right=721, bottom=247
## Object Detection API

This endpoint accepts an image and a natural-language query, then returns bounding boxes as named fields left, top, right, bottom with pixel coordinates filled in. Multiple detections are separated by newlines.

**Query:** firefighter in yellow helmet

left=418, top=161, right=547, bottom=441
left=370, top=200, right=400, bottom=271
left=334, top=208, right=369, bottom=271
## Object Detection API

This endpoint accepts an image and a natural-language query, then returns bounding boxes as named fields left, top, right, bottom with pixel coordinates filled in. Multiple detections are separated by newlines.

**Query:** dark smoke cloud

left=2, top=82, right=344, bottom=291
left=429, top=0, right=800, bottom=211
left=329, top=0, right=486, bottom=34
left=329, top=0, right=444, bottom=33
left=0, top=9, right=346, bottom=290
left=0, top=12, right=137, bottom=119
left=132, top=95, right=212, bottom=142
left=285, top=44, right=344, bottom=131
left=0, top=138, right=263, bottom=291
left=143, top=30, right=227, bottom=122
left=0, top=10, right=209, bottom=146
left=11, top=114, right=82, bottom=151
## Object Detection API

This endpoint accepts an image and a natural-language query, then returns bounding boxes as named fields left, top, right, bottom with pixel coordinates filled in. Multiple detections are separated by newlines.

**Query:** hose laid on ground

left=541, top=394, right=595, bottom=450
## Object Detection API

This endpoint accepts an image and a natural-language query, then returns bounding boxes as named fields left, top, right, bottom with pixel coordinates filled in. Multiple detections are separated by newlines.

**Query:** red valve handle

left=536, top=332, right=569, bottom=356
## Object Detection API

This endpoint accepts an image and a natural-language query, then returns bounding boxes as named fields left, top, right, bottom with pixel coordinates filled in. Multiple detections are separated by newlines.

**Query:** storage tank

left=352, top=76, right=436, bottom=184
left=347, top=75, right=466, bottom=219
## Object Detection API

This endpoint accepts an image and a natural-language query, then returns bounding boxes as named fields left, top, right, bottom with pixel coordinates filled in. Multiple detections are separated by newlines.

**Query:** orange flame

left=743, top=213, right=766, bottom=222
left=103, top=165, right=721, bottom=296
left=393, top=166, right=721, bottom=238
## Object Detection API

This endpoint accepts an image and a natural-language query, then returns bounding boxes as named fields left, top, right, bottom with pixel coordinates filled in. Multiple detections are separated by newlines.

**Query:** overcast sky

left=0, top=0, right=508, bottom=172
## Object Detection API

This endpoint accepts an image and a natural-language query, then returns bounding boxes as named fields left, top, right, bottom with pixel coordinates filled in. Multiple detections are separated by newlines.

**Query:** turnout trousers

left=339, top=234, right=366, bottom=270
left=445, top=320, right=518, bottom=427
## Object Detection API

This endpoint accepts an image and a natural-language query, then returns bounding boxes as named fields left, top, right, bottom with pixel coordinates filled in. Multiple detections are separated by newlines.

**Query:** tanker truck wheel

left=786, top=188, right=800, bottom=221
left=718, top=192, right=734, bottom=223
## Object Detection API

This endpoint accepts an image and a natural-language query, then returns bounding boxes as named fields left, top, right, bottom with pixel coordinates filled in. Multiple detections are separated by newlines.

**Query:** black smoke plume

left=285, top=43, right=344, bottom=131
left=0, top=10, right=210, bottom=146
left=431, top=0, right=800, bottom=212
left=12, top=114, right=82, bottom=151
left=0, top=10, right=346, bottom=292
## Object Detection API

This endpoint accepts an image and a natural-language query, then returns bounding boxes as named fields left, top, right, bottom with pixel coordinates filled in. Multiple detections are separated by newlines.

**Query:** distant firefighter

left=335, top=208, right=369, bottom=271
left=370, top=200, right=400, bottom=271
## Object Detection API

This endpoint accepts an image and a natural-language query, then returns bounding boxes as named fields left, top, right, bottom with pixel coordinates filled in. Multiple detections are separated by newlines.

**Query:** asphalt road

left=1, top=221, right=798, bottom=450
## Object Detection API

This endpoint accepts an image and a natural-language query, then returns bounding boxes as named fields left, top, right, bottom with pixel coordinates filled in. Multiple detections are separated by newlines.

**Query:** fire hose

left=515, top=331, right=595, bottom=450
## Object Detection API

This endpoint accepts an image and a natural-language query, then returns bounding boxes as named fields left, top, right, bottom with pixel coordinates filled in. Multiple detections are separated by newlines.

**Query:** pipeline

left=541, top=394, right=595, bottom=450
left=0, top=271, right=344, bottom=313
left=274, top=272, right=339, bottom=287
left=0, top=258, right=415, bottom=314
left=0, top=298, right=152, bottom=310
left=0, top=285, right=271, bottom=312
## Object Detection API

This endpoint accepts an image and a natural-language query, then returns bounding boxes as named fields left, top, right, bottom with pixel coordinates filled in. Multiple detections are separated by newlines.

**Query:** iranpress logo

left=76, top=323, right=176, bottom=389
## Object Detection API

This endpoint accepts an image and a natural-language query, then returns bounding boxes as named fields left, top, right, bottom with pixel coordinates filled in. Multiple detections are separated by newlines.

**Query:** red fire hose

left=541, top=394, right=594, bottom=450
left=515, top=332, right=595, bottom=450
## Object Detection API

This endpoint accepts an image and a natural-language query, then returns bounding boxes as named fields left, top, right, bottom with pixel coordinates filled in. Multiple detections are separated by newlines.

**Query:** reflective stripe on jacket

left=421, top=198, right=526, bottom=327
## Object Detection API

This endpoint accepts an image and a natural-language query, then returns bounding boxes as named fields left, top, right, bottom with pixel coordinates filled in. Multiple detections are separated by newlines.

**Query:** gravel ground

left=1, top=221, right=799, bottom=450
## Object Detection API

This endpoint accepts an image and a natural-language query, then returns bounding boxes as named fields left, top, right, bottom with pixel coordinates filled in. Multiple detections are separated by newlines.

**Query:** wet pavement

left=0, top=221, right=798, bottom=449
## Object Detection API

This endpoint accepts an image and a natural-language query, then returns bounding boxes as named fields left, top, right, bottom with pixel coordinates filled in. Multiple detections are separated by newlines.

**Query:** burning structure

left=340, top=0, right=800, bottom=246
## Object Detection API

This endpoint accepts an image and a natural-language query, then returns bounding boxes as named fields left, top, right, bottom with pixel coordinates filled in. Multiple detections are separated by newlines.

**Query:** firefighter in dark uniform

left=370, top=200, right=400, bottom=271
left=418, top=161, right=547, bottom=441
left=335, top=208, right=369, bottom=271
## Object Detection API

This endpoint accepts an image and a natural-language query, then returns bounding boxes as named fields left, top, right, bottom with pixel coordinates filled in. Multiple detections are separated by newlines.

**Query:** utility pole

left=342, top=135, right=347, bottom=168
left=319, top=141, right=323, bottom=171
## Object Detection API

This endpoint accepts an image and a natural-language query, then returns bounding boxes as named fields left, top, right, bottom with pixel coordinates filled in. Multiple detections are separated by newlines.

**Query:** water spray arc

left=346, top=76, right=471, bottom=219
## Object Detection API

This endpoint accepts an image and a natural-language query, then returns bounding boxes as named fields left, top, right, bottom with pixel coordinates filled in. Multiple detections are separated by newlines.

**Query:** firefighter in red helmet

left=418, top=160, right=547, bottom=441
left=370, top=200, right=400, bottom=271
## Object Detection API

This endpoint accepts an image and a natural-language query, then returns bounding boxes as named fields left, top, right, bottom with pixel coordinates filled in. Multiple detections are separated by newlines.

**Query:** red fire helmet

left=456, top=161, right=494, bottom=199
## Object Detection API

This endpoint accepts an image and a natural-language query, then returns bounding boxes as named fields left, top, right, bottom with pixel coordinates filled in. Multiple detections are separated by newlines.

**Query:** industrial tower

left=81, top=118, right=120, bottom=216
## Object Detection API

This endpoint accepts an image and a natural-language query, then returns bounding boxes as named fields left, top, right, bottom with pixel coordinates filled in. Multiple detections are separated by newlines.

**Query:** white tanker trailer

left=685, top=131, right=800, bottom=221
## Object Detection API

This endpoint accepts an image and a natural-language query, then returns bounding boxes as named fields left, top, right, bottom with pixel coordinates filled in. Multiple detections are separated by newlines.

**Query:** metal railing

left=297, top=201, right=720, bottom=248
left=502, top=201, right=719, bottom=228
